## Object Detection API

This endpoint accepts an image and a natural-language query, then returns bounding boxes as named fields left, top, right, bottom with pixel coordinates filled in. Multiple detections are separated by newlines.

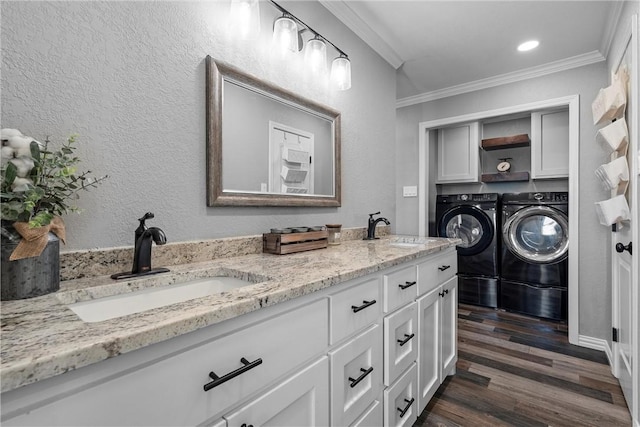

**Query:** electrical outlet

left=403, top=186, right=418, bottom=197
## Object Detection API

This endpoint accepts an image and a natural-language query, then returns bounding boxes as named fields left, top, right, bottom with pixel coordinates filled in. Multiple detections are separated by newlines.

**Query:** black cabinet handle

left=348, top=366, right=374, bottom=388
left=397, top=397, right=415, bottom=418
left=439, top=289, right=449, bottom=297
left=397, top=333, right=415, bottom=346
left=241, top=424, right=254, bottom=427
left=616, top=242, right=632, bottom=255
left=398, top=281, right=416, bottom=290
left=351, top=299, right=376, bottom=313
left=438, top=265, right=451, bottom=271
left=204, top=357, right=262, bottom=392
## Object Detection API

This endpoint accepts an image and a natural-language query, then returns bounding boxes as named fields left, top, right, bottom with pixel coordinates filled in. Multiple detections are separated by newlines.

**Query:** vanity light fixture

left=232, top=0, right=351, bottom=90
left=517, top=40, right=540, bottom=52
left=272, top=13, right=299, bottom=54
left=229, top=0, right=261, bottom=40
left=331, top=54, right=351, bottom=90
left=304, top=34, right=328, bottom=75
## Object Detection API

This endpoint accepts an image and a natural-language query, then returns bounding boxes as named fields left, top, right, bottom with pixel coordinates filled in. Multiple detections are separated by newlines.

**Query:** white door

left=611, top=14, right=638, bottom=424
left=224, top=357, right=329, bottom=427
left=439, top=277, right=457, bottom=380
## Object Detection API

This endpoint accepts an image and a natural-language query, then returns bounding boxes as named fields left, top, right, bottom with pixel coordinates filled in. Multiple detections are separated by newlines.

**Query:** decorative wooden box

left=263, top=231, right=328, bottom=255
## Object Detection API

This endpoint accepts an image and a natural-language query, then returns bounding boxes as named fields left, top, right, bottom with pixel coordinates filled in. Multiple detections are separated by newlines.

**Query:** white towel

left=595, top=195, right=631, bottom=226
left=595, top=117, right=629, bottom=154
left=592, top=68, right=629, bottom=126
left=594, top=156, right=629, bottom=194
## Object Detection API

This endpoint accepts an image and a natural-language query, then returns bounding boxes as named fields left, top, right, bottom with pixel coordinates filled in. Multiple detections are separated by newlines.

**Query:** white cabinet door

left=531, top=109, right=569, bottom=179
left=350, top=398, right=383, bottom=427
left=416, top=249, right=457, bottom=296
left=383, top=363, right=418, bottom=427
left=330, top=277, right=382, bottom=345
left=329, top=325, right=383, bottom=426
left=416, top=287, right=440, bottom=414
left=439, top=277, right=458, bottom=380
left=384, top=302, right=418, bottom=386
left=383, top=265, right=418, bottom=313
left=436, top=122, right=480, bottom=183
left=225, top=357, right=329, bottom=427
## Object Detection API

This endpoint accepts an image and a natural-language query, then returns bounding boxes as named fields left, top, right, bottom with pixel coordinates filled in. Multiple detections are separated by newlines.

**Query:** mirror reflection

left=206, top=56, right=341, bottom=207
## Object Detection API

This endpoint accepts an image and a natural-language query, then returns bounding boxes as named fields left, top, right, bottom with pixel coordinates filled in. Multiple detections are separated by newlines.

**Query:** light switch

left=403, top=186, right=418, bottom=197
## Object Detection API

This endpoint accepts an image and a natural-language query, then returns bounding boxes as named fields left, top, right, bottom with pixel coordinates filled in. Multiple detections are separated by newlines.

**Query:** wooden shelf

left=481, top=172, right=530, bottom=183
left=481, top=134, right=530, bottom=150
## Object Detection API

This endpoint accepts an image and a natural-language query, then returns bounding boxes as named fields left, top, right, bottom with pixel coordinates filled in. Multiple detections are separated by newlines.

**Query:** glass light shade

left=330, top=56, right=351, bottom=90
left=229, top=0, right=260, bottom=40
left=304, top=37, right=327, bottom=75
left=272, top=15, right=298, bottom=53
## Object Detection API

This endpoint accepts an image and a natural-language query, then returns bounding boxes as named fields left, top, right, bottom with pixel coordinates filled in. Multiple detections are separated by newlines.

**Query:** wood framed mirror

left=205, top=56, right=341, bottom=207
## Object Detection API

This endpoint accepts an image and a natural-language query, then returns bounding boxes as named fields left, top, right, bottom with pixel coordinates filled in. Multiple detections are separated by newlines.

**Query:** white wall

left=396, top=62, right=609, bottom=340
left=1, top=1, right=397, bottom=250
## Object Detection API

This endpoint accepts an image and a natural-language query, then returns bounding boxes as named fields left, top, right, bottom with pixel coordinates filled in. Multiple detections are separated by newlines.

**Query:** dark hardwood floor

left=414, top=303, right=632, bottom=427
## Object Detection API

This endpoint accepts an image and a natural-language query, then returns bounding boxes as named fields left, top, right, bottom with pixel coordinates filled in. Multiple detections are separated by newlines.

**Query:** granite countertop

left=0, top=236, right=459, bottom=393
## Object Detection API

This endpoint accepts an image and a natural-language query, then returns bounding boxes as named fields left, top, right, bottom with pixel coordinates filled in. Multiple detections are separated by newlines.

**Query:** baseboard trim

left=578, top=334, right=613, bottom=367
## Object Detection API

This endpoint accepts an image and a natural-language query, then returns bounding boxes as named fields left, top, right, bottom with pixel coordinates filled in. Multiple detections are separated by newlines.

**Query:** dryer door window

left=438, top=206, right=494, bottom=256
left=503, top=206, right=568, bottom=263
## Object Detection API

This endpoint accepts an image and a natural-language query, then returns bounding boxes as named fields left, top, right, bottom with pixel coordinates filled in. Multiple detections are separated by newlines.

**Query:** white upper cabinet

left=531, top=109, right=570, bottom=179
left=436, top=122, right=480, bottom=183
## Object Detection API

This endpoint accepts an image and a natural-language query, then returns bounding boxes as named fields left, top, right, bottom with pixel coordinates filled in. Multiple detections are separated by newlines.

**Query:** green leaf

left=29, top=141, right=41, bottom=162
left=4, top=162, right=17, bottom=187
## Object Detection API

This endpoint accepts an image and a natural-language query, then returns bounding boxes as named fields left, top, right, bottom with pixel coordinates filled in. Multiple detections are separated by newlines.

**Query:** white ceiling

left=321, top=1, right=622, bottom=104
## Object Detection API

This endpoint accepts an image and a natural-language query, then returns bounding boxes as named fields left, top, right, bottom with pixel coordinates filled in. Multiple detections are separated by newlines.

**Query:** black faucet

left=111, top=212, right=170, bottom=280
left=364, top=212, right=390, bottom=240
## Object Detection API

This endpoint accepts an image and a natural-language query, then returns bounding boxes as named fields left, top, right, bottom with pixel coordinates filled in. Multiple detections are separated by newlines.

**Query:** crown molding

left=600, top=0, right=625, bottom=59
left=396, top=50, right=605, bottom=108
left=319, top=0, right=403, bottom=69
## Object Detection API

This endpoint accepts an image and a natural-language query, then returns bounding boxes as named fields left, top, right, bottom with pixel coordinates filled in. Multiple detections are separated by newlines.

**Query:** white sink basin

left=69, top=276, right=254, bottom=323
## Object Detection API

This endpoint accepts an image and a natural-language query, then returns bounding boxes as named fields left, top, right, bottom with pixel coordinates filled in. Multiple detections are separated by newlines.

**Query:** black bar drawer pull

left=397, top=333, right=415, bottom=346
left=398, top=281, right=416, bottom=290
left=241, top=424, right=254, bottom=427
left=204, top=357, right=262, bottom=392
left=438, top=265, right=451, bottom=271
left=397, top=397, right=415, bottom=418
left=348, top=366, right=374, bottom=388
left=351, top=299, right=376, bottom=313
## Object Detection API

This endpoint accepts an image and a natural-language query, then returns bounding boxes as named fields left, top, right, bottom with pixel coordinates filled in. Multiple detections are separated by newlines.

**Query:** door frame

left=608, top=13, right=639, bottom=425
left=417, top=94, right=580, bottom=344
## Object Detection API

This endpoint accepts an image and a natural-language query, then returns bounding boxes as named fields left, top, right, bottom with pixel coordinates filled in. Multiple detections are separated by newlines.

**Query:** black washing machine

left=435, top=193, right=500, bottom=308
left=501, top=192, right=569, bottom=320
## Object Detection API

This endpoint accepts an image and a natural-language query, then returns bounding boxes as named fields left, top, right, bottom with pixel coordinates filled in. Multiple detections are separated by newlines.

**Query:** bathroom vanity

left=0, top=236, right=458, bottom=426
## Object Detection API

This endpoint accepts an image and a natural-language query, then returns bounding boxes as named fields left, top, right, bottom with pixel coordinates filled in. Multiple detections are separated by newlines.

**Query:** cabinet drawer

left=329, top=325, right=383, bottom=427
left=4, top=299, right=328, bottom=427
left=383, top=302, right=418, bottom=386
left=417, top=249, right=457, bottom=295
left=351, top=398, right=382, bottom=427
left=383, top=363, right=418, bottom=427
left=224, top=357, right=329, bottom=427
left=330, top=277, right=382, bottom=344
left=383, top=265, right=418, bottom=313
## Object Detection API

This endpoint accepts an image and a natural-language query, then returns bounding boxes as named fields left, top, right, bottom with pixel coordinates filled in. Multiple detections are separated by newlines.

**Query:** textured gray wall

left=396, top=62, right=609, bottom=340
left=1, top=1, right=396, bottom=250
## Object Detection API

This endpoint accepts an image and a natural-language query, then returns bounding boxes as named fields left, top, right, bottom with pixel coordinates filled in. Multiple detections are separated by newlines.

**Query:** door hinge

left=613, top=327, right=619, bottom=343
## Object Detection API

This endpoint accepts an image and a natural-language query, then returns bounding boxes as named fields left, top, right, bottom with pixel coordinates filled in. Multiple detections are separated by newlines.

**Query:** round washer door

left=503, top=205, right=568, bottom=263
left=438, top=205, right=494, bottom=256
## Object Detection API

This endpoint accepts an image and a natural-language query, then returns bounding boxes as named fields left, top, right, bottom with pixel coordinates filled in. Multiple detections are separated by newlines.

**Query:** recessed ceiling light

left=517, top=40, right=539, bottom=52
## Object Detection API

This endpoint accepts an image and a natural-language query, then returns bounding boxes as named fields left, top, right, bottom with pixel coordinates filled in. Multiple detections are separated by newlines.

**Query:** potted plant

left=0, top=129, right=107, bottom=300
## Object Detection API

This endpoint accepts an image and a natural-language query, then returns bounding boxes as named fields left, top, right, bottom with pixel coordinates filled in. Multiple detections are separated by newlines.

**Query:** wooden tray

left=263, top=231, right=328, bottom=255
